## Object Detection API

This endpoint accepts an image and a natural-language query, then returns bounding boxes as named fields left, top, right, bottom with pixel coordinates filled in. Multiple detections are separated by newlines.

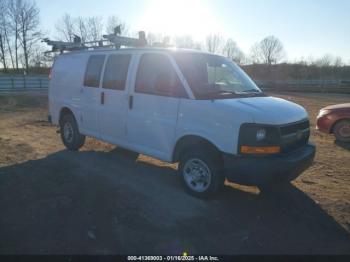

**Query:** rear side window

left=135, top=53, right=188, bottom=98
left=102, top=54, right=131, bottom=90
left=84, top=55, right=105, bottom=87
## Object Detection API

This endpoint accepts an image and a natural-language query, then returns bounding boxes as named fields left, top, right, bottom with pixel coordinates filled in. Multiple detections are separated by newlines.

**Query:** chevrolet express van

left=49, top=48, right=316, bottom=197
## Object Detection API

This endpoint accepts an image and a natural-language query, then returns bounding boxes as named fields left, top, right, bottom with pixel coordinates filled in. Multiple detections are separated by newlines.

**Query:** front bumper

left=223, top=142, right=316, bottom=186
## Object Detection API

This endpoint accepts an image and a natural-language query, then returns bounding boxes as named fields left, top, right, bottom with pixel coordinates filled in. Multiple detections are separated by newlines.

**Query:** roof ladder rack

left=103, top=27, right=147, bottom=49
left=43, top=26, right=148, bottom=53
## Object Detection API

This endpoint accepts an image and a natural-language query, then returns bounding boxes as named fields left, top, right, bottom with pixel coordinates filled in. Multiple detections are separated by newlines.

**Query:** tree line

left=0, top=0, right=348, bottom=77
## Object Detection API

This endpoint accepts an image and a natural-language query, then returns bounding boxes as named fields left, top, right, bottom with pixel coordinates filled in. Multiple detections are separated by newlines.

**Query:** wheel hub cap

left=339, top=124, right=350, bottom=138
left=63, top=122, right=74, bottom=143
left=183, top=158, right=212, bottom=193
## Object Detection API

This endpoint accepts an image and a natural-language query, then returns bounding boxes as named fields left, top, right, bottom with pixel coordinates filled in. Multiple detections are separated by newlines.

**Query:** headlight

left=256, top=129, right=267, bottom=141
left=238, top=124, right=280, bottom=154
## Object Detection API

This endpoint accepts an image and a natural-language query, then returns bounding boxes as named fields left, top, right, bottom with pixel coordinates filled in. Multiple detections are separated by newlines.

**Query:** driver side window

left=135, top=53, right=188, bottom=98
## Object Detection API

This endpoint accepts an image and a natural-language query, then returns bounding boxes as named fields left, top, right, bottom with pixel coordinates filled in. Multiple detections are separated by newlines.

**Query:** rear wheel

left=178, top=147, right=225, bottom=198
left=60, top=114, right=86, bottom=151
left=334, top=120, right=350, bottom=142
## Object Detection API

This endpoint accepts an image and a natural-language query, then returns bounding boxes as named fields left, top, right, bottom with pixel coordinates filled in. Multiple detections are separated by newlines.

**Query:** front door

left=98, top=54, right=132, bottom=144
left=126, top=53, right=188, bottom=161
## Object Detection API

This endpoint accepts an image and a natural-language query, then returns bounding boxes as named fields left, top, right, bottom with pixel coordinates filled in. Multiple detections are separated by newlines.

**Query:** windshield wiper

left=197, top=90, right=239, bottom=99
left=239, top=89, right=261, bottom=93
left=214, top=90, right=238, bottom=95
left=235, top=89, right=267, bottom=97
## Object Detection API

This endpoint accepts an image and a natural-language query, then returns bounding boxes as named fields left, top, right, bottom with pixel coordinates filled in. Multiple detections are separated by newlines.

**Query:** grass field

left=0, top=92, right=349, bottom=254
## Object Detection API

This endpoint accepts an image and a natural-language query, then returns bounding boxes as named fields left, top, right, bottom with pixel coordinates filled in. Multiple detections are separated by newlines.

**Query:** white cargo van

left=49, top=48, right=316, bottom=197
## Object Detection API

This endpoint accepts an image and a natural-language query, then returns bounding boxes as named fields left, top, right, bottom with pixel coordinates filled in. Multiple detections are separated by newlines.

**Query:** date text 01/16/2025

left=127, top=256, right=220, bottom=261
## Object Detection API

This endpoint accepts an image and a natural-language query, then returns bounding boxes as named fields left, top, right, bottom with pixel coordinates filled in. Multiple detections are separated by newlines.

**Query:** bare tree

left=249, top=43, right=260, bottom=64
left=86, top=16, right=103, bottom=42
left=174, top=35, right=194, bottom=48
left=0, top=0, right=8, bottom=71
left=205, top=34, right=223, bottom=54
left=223, top=38, right=245, bottom=64
left=76, top=17, right=88, bottom=42
left=8, top=0, right=22, bottom=70
left=250, top=36, right=285, bottom=65
left=172, top=35, right=201, bottom=50
left=55, top=13, right=75, bottom=42
left=314, top=54, right=333, bottom=67
left=56, top=15, right=103, bottom=43
left=30, top=42, right=51, bottom=67
left=0, top=33, right=7, bottom=71
left=146, top=32, right=155, bottom=46
left=17, top=0, right=41, bottom=70
left=334, top=56, right=343, bottom=67
left=295, top=57, right=308, bottom=66
left=146, top=32, right=170, bottom=47
left=0, top=0, right=15, bottom=69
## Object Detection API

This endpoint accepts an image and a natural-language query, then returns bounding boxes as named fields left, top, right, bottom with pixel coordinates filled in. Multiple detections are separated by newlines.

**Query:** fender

left=174, top=122, right=239, bottom=157
left=172, top=131, right=227, bottom=162
left=58, top=102, right=80, bottom=129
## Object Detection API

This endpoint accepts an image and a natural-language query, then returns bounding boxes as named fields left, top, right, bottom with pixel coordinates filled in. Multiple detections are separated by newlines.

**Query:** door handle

left=129, top=95, right=133, bottom=110
left=101, top=92, right=105, bottom=105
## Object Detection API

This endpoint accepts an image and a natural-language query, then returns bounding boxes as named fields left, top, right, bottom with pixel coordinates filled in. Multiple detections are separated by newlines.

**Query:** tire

left=60, top=114, right=86, bottom=151
left=178, top=147, right=225, bottom=198
left=333, top=120, right=350, bottom=143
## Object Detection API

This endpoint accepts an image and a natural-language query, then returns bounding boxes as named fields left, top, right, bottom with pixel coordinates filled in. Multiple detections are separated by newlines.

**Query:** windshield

left=173, top=53, right=263, bottom=99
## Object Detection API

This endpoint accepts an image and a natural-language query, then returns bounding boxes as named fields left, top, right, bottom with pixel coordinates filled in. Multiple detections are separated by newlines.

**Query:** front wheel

left=60, top=114, right=86, bottom=151
left=334, top=120, right=350, bottom=142
left=178, top=148, right=225, bottom=198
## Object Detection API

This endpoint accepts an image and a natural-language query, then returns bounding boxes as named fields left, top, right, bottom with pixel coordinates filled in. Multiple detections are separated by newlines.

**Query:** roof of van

left=58, top=47, right=214, bottom=56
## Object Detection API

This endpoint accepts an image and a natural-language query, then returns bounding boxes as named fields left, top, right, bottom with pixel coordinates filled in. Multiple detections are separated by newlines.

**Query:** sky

left=36, top=0, right=350, bottom=63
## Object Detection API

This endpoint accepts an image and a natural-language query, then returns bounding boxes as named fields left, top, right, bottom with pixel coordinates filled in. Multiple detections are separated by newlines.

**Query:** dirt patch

left=0, top=92, right=349, bottom=254
left=0, top=94, right=48, bottom=113
left=0, top=137, right=34, bottom=165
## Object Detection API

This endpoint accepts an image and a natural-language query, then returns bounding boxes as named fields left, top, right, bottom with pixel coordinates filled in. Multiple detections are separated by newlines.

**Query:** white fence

left=256, top=79, right=350, bottom=93
left=1, top=75, right=350, bottom=94
left=0, top=75, right=49, bottom=92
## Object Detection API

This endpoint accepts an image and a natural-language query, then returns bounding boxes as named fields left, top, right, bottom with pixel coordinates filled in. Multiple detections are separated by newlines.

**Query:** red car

left=316, top=103, right=350, bottom=142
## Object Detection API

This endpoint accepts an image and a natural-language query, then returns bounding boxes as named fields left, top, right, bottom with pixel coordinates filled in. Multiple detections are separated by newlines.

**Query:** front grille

left=280, top=120, right=310, bottom=153
left=280, top=120, right=310, bottom=136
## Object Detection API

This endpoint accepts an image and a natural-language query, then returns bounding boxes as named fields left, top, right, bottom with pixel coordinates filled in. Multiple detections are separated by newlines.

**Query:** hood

left=323, top=103, right=350, bottom=110
left=217, top=96, right=308, bottom=125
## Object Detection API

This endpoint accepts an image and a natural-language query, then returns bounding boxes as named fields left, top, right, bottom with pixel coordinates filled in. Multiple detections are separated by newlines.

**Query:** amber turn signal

left=241, top=146, right=281, bottom=154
